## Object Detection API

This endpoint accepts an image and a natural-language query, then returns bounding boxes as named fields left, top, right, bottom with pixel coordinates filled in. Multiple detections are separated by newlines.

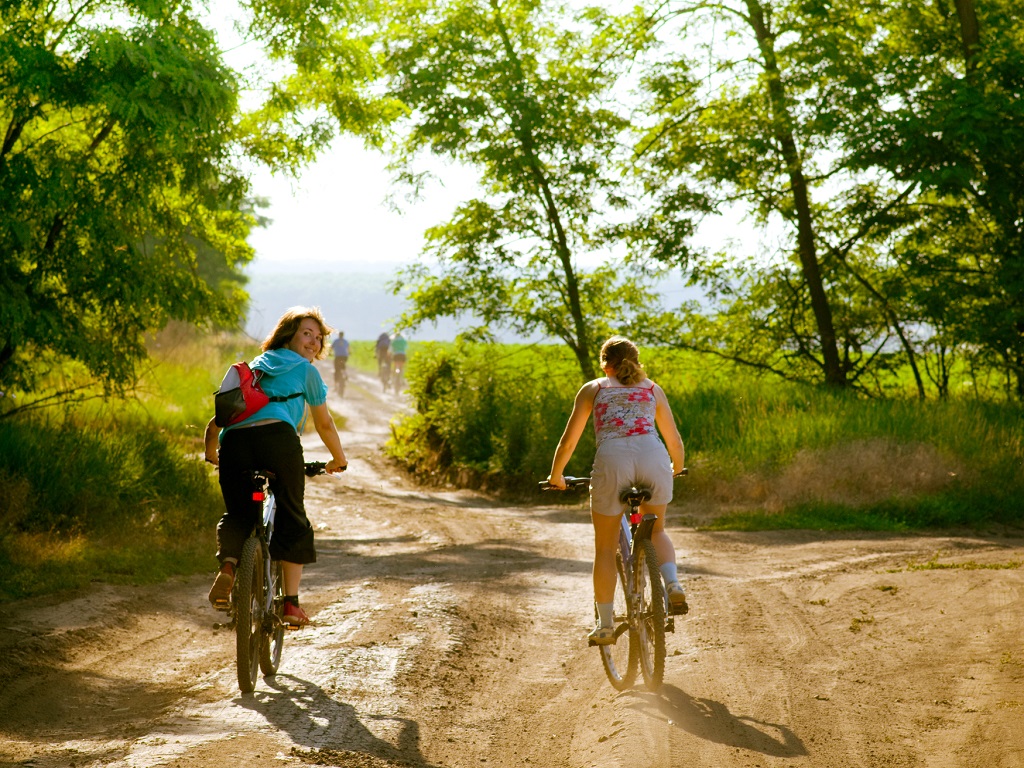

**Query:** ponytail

left=599, top=336, right=647, bottom=386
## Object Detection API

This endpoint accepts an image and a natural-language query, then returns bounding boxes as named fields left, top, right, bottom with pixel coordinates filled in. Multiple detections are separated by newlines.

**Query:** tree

left=376, top=0, right=680, bottom=381
left=636, top=0, right=862, bottom=387
left=0, top=1, right=254, bottom=400
left=840, top=0, right=1024, bottom=397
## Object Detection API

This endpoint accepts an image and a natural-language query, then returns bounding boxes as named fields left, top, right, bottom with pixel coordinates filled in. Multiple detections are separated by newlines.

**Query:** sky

left=243, top=139, right=480, bottom=273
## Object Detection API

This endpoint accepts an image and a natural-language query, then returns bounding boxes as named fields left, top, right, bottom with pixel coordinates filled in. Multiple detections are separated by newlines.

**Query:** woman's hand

left=326, top=458, right=348, bottom=473
left=547, top=473, right=567, bottom=491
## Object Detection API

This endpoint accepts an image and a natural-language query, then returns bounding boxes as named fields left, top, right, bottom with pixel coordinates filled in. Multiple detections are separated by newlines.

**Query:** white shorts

left=589, top=433, right=673, bottom=516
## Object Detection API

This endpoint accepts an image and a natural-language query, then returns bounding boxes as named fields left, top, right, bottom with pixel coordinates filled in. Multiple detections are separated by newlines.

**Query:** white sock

left=596, top=602, right=615, bottom=628
left=660, top=562, right=679, bottom=586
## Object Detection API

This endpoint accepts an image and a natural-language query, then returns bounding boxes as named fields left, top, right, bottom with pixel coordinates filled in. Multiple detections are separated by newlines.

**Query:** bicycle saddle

left=619, top=486, right=652, bottom=505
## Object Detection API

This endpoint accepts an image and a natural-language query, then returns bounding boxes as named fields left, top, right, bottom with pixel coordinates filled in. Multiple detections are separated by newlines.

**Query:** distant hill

left=242, top=261, right=705, bottom=343
left=243, top=262, right=465, bottom=342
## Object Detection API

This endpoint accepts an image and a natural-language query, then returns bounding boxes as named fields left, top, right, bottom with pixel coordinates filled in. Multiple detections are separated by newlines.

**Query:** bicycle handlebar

left=538, top=468, right=687, bottom=492
left=539, top=477, right=591, bottom=491
left=304, top=461, right=329, bottom=477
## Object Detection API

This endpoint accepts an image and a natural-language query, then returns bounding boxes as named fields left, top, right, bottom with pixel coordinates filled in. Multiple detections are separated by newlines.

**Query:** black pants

left=216, top=422, right=316, bottom=565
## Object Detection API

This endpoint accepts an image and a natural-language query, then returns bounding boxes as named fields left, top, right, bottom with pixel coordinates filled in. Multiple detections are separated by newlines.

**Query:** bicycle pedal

left=669, top=604, right=689, bottom=616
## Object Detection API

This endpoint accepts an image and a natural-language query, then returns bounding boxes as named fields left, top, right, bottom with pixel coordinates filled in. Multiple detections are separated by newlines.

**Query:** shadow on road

left=629, top=683, right=808, bottom=758
left=238, top=673, right=447, bottom=768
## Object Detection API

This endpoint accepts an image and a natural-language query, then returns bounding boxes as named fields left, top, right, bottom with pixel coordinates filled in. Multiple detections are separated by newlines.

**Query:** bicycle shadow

left=628, top=683, right=807, bottom=758
left=236, top=673, right=445, bottom=768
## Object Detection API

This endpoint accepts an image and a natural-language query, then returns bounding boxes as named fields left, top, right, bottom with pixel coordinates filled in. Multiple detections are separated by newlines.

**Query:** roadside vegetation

left=0, top=326, right=257, bottom=600
left=385, top=342, right=1024, bottom=532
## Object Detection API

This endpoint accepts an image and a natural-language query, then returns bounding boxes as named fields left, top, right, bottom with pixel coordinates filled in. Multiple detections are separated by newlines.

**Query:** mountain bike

left=217, top=461, right=327, bottom=693
left=540, top=472, right=687, bottom=692
left=392, top=357, right=406, bottom=394
left=333, top=358, right=348, bottom=397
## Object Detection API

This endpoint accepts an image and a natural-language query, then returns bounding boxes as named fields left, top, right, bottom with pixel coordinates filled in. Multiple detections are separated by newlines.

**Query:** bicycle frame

left=617, top=496, right=670, bottom=625
left=251, top=475, right=280, bottom=620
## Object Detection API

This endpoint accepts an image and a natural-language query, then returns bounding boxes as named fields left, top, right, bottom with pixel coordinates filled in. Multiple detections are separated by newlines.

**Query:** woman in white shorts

left=548, top=336, right=687, bottom=645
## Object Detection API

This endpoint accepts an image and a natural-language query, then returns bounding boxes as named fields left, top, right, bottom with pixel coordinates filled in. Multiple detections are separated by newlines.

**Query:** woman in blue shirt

left=204, top=307, right=347, bottom=627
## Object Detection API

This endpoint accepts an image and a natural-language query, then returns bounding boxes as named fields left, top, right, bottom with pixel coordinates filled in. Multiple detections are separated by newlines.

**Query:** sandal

left=284, top=602, right=310, bottom=628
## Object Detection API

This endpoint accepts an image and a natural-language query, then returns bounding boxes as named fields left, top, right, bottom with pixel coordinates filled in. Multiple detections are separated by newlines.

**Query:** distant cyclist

left=331, top=331, right=349, bottom=390
left=375, top=331, right=392, bottom=389
left=547, top=336, right=688, bottom=645
left=389, top=332, right=408, bottom=379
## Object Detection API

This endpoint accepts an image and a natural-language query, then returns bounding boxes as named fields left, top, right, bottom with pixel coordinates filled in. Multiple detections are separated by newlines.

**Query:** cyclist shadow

left=236, top=673, right=444, bottom=768
left=633, top=683, right=807, bottom=758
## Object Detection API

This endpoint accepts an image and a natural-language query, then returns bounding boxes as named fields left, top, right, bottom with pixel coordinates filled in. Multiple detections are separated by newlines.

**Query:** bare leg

left=640, top=502, right=676, bottom=567
left=591, top=512, right=623, bottom=604
left=282, top=561, right=303, bottom=595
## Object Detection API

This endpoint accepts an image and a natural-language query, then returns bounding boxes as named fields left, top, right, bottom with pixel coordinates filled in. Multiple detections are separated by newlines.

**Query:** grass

left=383, top=341, right=1024, bottom=529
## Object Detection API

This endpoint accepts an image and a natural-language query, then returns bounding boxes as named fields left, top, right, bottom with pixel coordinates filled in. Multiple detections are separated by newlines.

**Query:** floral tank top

left=593, top=380, right=657, bottom=446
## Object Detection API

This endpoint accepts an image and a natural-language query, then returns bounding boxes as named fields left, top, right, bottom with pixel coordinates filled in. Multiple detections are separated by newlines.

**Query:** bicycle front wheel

left=260, top=559, right=285, bottom=676
left=634, top=538, right=666, bottom=691
left=599, top=550, right=639, bottom=690
left=235, top=537, right=264, bottom=693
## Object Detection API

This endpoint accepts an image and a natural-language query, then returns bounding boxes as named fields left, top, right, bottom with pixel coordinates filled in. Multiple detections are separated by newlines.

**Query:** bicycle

left=392, top=359, right=405, bottom=394
left=377, top=354, right=392, bottom=392
left=333, top=358, right=348, bottom=397
left=217, top=461, right=327, bottom=693
left=540, top=472, right=687, bottom=692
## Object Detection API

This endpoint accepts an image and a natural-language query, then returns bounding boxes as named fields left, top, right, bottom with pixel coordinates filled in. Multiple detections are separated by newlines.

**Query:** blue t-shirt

left=223, top=348, right=327, bottom=434
left=332, top=337, right=350, bottom=358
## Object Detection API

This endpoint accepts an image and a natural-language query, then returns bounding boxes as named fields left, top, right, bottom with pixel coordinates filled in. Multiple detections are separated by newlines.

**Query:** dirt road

left=2, top=367, right=1024, bottom=768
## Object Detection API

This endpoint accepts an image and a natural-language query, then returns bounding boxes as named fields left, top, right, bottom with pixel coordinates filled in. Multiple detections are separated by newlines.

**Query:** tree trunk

left=744, top=0, right=846, bottom=387
left=492, top=2, right=596, bottom=381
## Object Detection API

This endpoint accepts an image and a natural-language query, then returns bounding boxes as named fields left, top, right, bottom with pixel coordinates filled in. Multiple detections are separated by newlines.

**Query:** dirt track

left=2, top=366, right=1024, bottom=768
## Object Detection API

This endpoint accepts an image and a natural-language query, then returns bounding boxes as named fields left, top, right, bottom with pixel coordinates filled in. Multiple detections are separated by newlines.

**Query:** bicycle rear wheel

left=599, top=551, right=639, bottom=690
left=235, top=537, right=264, bottom=693
left=260, top=559, right=285, bottom=676
left=634, top=538, right=666, bottom=691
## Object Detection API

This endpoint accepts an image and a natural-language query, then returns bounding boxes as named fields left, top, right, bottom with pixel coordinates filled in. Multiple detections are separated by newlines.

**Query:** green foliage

left=0, top=0, right=255, bottom=398
left=634, top=0, right=1024, bottom=397
left=377, top=0, right=680, bottom=380
left=387, top=342, right=594, bottom=486
left=0, top=326, right=254, bottom=600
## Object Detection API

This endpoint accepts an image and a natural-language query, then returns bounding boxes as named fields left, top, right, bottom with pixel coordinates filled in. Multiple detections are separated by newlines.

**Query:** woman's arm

left=548, top=380, right=599, bottom=488
left=653, top=384, right=686, bottom=474
left=204, top=417, right=220, bottom=466
left=309, top=402, right=348, bottom=473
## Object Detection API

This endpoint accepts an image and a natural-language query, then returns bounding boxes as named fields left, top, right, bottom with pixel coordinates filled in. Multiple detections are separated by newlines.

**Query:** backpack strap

left=268, top=392, right=303, bottom=402
left=252, top=368, right=302, bottom=402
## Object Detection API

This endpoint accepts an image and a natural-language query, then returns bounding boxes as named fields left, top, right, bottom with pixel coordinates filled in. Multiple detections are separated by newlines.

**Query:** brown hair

left=262, top=306, right=333, bottom=361
left=599, top=336, right=646, bottom=386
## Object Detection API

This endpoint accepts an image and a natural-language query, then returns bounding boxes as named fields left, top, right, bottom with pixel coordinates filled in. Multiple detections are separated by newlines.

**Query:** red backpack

left=213, top=362, right=302, bottom=428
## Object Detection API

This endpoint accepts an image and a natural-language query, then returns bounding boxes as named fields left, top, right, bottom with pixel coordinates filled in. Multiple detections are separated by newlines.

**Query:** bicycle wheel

left=599, top=550, right=639, bottom=690
left=235, top=537, right=264, bottom=693
left=260, top=559, right=285, bottom=676
left=634, top=538, right=666, bottom=691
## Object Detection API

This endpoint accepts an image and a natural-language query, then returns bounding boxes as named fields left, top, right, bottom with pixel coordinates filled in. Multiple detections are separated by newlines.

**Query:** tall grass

left=0, top=324, right=255, bottom=600
left=386, top=342, right=1024, bottom=528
